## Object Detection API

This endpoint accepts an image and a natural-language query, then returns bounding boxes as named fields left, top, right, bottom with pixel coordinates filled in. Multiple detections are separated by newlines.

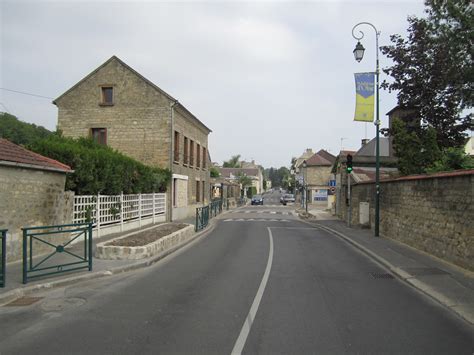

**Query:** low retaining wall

left=95, top=224, right=194, bottom=260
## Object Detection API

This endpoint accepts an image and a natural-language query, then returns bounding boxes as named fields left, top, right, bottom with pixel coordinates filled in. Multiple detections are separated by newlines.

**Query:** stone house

left=54, top=56, right=212, bottom=220
left=217, top=167, right=263, bottom=195
left=303, top=150, right=336, bottom=204
left=0, top=139, right=73, bottom=262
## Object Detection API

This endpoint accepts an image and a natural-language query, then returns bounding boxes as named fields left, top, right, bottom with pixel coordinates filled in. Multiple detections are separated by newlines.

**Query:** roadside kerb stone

left=298, top=216, right=474, bottom=325
left=0, top=219, right=218, bottom=306
left=95, top=224, right=195, bottom=260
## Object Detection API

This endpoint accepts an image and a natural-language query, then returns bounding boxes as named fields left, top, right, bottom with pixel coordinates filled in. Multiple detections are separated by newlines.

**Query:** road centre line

left=231, top=227, right=274, bottom=355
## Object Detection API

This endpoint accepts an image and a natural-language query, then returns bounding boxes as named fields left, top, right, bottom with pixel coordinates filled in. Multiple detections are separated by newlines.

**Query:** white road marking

left=231, top=227, right=274, bottom=355
left=224, top=219, right=233, bottom=222
left=270, top=211, right=276, bottom=214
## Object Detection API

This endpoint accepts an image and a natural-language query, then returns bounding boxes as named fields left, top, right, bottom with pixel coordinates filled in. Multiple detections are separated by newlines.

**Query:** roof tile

left=0, top=139, right=72, bottom=173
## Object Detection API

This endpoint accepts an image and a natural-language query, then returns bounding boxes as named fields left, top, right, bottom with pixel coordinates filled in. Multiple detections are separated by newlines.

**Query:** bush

left=29, top=135, right=170, bottom=195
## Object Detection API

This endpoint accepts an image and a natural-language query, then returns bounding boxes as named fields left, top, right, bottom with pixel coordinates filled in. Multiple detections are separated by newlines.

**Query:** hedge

left=29, top=135, right=171, bottom=195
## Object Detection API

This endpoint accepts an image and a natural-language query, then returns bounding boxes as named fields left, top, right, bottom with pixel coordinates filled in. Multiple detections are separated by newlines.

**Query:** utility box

left=359, top=202, right=370, bottom=226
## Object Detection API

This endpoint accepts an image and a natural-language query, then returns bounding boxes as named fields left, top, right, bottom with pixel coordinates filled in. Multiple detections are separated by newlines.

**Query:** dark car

left=251, top=195, right=264, bottom=205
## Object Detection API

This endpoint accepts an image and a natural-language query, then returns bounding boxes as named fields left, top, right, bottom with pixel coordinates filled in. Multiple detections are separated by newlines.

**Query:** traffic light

left=346, top=154, right=353, bottom=173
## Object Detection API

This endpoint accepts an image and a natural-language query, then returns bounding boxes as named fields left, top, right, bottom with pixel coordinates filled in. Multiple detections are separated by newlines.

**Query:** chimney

left=361, top=139, right=370, bottom=146
left=306, top=148, right=313, bottom=154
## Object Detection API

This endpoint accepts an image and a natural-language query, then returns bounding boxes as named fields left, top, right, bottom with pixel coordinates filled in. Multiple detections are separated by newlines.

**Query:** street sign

left=329, top=180, right=336, bottom=187
left=330, top=186, right=336, bottom=193
left=297, top=175, right=304, bottom=184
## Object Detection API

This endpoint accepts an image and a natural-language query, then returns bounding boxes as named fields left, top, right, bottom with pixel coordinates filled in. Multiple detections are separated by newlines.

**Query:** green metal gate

left=22, top=223, right=93, bottom=284
left=0, top=229, right=6, bottom=288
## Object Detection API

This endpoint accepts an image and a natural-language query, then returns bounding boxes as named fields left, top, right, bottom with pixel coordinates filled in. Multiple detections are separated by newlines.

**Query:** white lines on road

left=223, top=219, right=289, bottom=223
left=240, top=211, right=296, bottom=215
left=231, top=227, right=274, bottom=355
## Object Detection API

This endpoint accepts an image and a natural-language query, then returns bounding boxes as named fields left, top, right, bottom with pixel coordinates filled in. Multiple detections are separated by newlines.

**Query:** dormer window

left=100, top=86, right=114, bottom=105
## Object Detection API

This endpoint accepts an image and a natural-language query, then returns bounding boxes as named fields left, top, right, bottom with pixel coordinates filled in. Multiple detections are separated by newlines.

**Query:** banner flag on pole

left=354, top=72, right=375, bottom=122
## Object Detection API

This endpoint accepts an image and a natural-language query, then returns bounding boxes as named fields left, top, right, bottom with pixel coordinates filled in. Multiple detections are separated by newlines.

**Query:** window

left=202, top=147, right=207, bottom=169
left=91, top=128, right=107, bottom=145
left=196, top=180, right=200, bottom=202
left=174, top=131, right=180, bottom=163
left=100, top=86, right=114, bottom=105
left=190, top=140, right=194, bottom=166
left=196, top=144, right=201, bottom=168
left=183, top=137, right=189, bottom=165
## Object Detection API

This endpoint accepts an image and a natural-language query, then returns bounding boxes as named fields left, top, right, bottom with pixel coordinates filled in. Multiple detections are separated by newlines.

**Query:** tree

left=0, top=112, right=52, bottom=146
left=381, top=0, right=473, bottom=149
left=392, top=118, right=441, bottom=174
left=236, top=172, right=252, bottom=197
left=223, top=154, right=241, bottom=168
left=210, top=166, right=220, bottom=178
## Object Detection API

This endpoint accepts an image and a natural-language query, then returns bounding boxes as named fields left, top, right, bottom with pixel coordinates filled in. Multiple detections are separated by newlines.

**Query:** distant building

left=218, top=167, right=263, bottom=195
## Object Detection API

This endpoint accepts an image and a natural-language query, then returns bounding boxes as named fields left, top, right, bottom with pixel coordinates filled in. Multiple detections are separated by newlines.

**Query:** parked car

left=251, top=195, right=264, bottom=205
left=281, top=194, right=295, bottom=205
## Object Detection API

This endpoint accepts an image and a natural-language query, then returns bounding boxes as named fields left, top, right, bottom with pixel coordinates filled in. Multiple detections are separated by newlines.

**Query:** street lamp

left=302, top=160, right=308, bottom=213
left=352, top=22, right=381, bottom=237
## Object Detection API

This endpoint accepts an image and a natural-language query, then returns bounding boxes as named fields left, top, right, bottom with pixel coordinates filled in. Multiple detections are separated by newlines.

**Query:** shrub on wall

left=29, top=135, right=171, bottom=195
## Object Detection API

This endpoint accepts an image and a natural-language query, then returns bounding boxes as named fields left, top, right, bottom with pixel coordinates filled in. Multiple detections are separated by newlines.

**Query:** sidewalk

left=301, top=208, right=474, bottom=325
left=0, top=216, right=216, bottom=306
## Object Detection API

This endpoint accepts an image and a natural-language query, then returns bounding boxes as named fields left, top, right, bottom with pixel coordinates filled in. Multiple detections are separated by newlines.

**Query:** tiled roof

left=306, top=153, right=332, bottom=166
left=0, top=139, right=72, bottom=173
left=317, top=149, right=336, bottom=163
left=218, top=167, right=259, bottom=178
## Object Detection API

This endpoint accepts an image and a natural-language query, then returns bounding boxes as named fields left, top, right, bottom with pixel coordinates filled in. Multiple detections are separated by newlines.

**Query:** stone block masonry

left=95, top=224, right=195, bottom=260
left=341, top=170, right=474, bottom=271
left=0, top=165, right=74, bottom=262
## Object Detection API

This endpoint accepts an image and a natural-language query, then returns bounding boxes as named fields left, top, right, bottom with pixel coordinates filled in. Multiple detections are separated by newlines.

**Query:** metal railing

left=237, top=197, right=247, bottom=207
left=0, top=229, right=6, bottom=288
left=210, top=200, right=223, bottom=217
left=22, top=223, right=93, bottom=284
left=195, top=205, right=210, bottom=232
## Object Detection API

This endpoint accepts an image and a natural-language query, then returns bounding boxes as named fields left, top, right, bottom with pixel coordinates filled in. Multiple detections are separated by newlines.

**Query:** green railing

left=195, top=205, right=210, bottom=232
left=237, top=197, right=247, bottom=207
left=22, top=223, right=93, bottom=284
left=0, top=229, right=6, bottom=288
left=210, top=200, right=223, bottom=217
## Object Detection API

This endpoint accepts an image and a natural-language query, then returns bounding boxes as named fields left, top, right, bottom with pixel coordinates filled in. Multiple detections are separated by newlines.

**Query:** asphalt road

left=1, top=191, right=473, bottom=354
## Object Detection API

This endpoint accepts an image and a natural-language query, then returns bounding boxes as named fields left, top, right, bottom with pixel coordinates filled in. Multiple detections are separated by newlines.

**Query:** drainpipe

left=169, top=99, right=178, bottom=222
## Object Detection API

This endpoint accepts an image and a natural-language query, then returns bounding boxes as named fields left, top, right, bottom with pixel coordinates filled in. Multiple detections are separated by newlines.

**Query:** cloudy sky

left=1, top=0, right=426, bottom=168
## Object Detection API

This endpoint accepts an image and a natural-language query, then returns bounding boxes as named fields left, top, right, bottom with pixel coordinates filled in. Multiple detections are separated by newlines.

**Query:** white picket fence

left=73, top=193, right=166, bottom=237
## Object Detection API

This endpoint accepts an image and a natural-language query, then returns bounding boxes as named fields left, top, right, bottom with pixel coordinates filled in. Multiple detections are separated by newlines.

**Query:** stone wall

left=0, top=165, right=74, bottom=262
left=340, top=170, right=474, bottom=270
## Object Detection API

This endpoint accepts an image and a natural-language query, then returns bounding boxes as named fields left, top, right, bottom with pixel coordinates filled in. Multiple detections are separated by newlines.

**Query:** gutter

left=0, top=160, right=74, bottom=174
left=169, top=99, right=179, bottom=222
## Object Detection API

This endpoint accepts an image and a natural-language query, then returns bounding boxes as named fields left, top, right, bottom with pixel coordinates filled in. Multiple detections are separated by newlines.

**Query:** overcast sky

left=1, top=0, right=426, bottom=168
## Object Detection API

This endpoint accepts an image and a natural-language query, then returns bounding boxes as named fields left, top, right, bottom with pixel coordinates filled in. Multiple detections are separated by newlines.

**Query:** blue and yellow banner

left=354, top=72, right=375, bottom=122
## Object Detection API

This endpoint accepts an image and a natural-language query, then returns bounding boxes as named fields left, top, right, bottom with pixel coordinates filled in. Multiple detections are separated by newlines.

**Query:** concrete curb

left=298, top=215, right=474, bottom=326
left=0, top=218, right=219, bottom=306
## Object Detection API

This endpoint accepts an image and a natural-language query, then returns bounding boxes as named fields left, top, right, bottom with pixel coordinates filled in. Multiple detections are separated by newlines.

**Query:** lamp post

left=352, top=22, right=380, bottom=237
left=302, top=160, right=308, bottom=213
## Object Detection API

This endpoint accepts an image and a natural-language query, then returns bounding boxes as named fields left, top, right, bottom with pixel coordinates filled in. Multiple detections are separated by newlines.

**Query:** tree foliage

left=223, top=154, right=241, bottom=168
left=393, top=118, right=473, bottom=174
left=381, top=0, right=473, bottom=149
left=29, top=135, right=171, bottom=195
left=0, top=112, right=52, bottom=145
left=210, top=166, right=220, bottom=178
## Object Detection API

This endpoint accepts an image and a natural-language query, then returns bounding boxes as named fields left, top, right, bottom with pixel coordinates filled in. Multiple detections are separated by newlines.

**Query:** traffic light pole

left=347, top=172, right=351, bottom=227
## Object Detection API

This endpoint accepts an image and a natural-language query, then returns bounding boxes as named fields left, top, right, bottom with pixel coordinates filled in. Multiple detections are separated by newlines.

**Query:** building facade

left=55, top=56, right=212, bottom=220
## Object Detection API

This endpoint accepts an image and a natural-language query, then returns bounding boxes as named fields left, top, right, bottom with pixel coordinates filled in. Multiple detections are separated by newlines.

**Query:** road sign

left=330, top=186, right=336, bottom=193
